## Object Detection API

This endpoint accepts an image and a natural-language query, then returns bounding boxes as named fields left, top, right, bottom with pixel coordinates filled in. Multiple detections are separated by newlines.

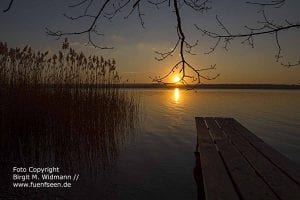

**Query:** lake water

left=3, top=88, right=298, bottom=199
left=104, top=89, right=300, bottom=200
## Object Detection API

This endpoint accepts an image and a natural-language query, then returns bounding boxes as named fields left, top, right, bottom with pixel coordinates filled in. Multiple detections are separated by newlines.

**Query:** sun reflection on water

left=174, top=88, right=180, bottom=103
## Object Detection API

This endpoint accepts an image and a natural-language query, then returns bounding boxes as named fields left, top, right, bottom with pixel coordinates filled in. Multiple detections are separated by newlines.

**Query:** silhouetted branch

left=184, top=0, right=211, bottom=12
left=137, top=3, right=145, bottom=28
left=185, top=40, right=198, bottom=55
left=46, top=0, right=113, bottom=49
left=68, top=0, right=89, bottom=8
left=122, top=0, right=146, bottom=28
left=151, top=0, right=218, bottom=84
left=63, top=13, right=96, bottom=20
left=246, top=0, right=285, bottom=8
left=3, top=0, right=14, bottom=12
left=147, top=0, right=168, bottom=9
left=154, top=39, right=180, bottom=61
left=55, top=0, right=147, bottom=48
left=195, top=4, right=300, bottom=66
left=104, top=0, right=131, bottom=20
left=281, top=60, right=300, bottom=68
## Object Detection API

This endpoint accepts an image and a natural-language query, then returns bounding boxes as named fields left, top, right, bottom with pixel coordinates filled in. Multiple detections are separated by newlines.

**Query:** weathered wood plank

left=195, top=117, right=239, bottom=200
left=228, top=118, right=300, bottom=184
left=204, top=117, right=279, bottom=200
left=216, top=118, right=300, bottom=200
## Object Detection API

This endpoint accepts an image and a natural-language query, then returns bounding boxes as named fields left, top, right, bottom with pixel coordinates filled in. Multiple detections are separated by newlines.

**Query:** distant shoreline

left=2, top=83, right=299, bottom=90
left=117, top=83, right=300, bottom=90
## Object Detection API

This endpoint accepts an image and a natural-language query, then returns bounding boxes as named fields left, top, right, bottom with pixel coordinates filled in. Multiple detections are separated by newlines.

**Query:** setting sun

left=173, top=76, right=181, bottom=84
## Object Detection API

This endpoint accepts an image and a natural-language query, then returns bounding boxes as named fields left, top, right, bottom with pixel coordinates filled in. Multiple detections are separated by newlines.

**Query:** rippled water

left=107, top=89, right=300, bottom=199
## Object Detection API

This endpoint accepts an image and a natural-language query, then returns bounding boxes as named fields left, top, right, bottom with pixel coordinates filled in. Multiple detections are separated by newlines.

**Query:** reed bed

left=0, top=40, right=139, bottom=199
left=0, top=39, right=120, bottom=86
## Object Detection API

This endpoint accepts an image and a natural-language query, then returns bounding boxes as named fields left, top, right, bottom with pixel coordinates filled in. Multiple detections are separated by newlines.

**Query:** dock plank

left=195, top=117, right=239, bottom=200
left=216, top=118, right=300, bottom=200
left=228, top=118, right=300, bottom=184
left=204, top=117, right=279, bottom=200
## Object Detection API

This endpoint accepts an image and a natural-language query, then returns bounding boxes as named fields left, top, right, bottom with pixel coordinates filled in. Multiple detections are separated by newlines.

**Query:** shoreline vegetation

left=0, top=40, right=139, bottom=198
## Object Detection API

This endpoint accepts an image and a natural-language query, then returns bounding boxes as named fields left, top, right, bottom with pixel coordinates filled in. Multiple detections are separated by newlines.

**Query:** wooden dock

left=195, top=117, right=300, bottom=200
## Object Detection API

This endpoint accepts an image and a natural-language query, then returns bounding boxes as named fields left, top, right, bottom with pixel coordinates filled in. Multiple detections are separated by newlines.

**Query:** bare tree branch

left=3, top=0, right=14, bottom=12
left=154, top=39, right=180, bottom=61
left=195, top=2, right=300, bottom=66
left=246, top=0, right=285, bottom=8
left=68, top=0, right=89, bottom=8
left=152, top=0, right=218, bottom=84
left=46, top=0, right=113, bottom=49
left=104, top=0, right=132, bottom=20
left=184, top=0, right=211, bottom=12
left=147, top=0, right=169, bottom=9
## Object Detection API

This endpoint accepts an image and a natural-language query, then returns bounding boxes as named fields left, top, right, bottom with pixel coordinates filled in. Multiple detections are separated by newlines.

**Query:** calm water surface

left=106, top=89, right=300, bottom=199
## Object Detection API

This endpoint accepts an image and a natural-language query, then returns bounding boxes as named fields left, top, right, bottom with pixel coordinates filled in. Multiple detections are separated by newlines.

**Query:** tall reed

left=0, top=38, right=119, bottom=86
left=0, top=39, right=139, bottom=199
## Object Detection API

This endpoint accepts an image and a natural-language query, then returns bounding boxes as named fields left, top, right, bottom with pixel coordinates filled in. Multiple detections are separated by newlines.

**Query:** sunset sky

left=0, top=0, right=299, bottom=84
